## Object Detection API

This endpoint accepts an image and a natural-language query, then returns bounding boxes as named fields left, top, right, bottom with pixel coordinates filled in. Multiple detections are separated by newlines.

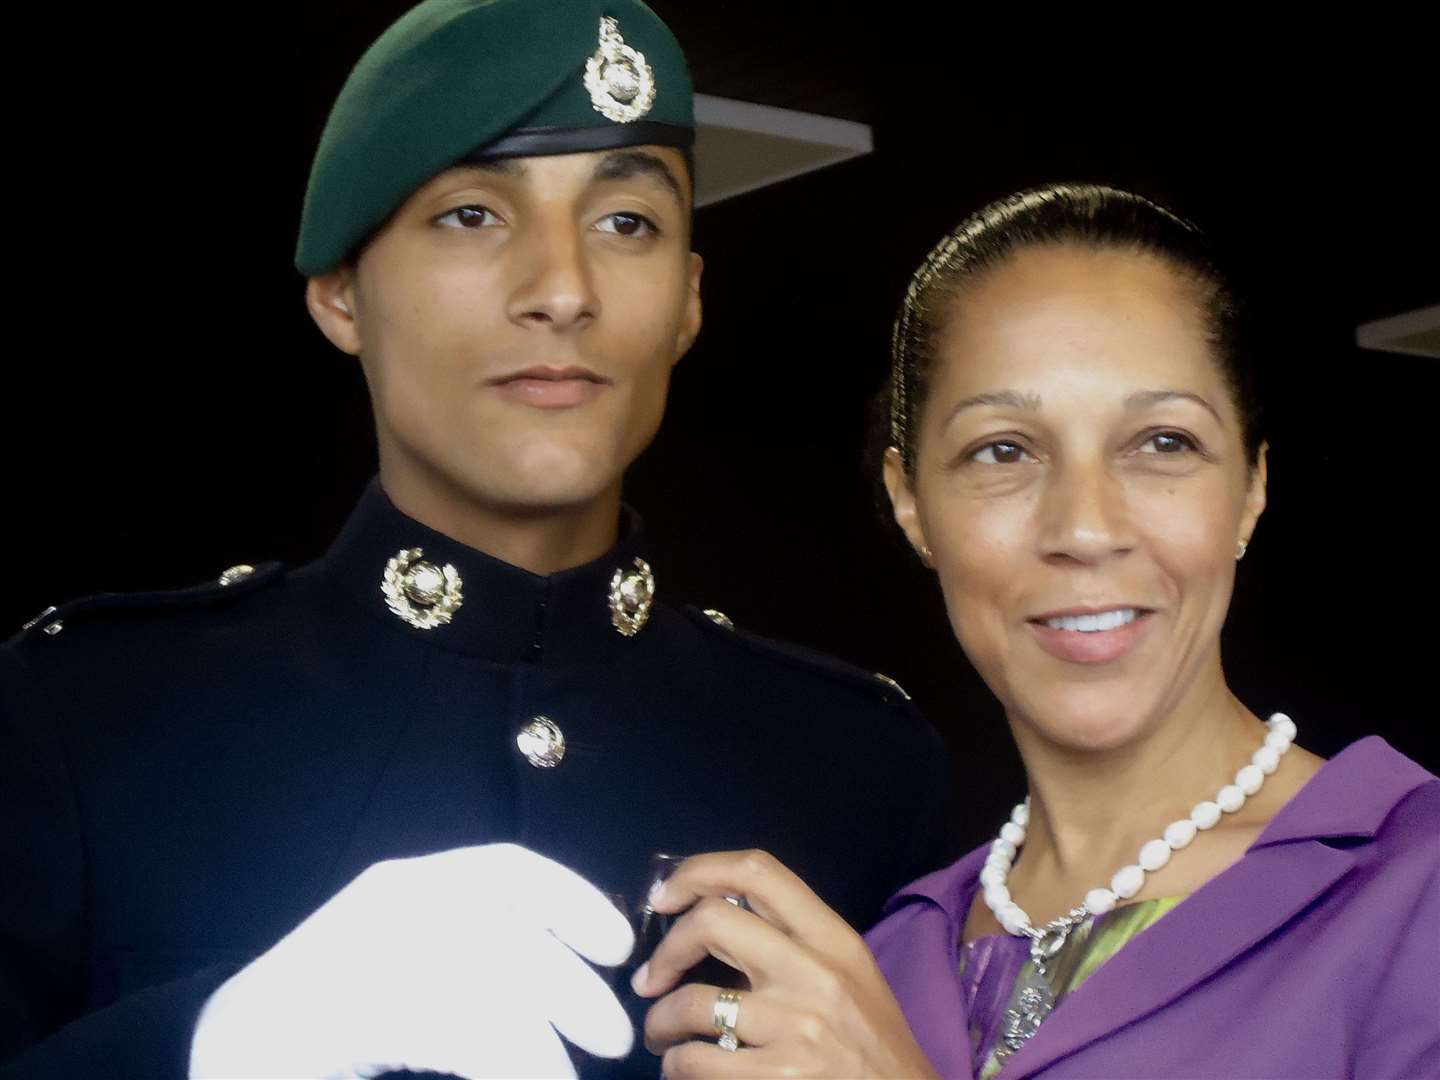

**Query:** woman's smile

left=1026, top=605, right=1156, bottom=664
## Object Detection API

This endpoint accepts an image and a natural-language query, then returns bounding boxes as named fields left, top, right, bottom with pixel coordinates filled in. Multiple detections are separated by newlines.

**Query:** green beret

left=295, top=0, right=694, bottom=276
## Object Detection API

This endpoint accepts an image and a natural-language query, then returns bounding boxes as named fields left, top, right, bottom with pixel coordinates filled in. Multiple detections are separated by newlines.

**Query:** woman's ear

left=883, top=447, right=933, bottom=568
left=1238, top=441, right=1269, bottom=554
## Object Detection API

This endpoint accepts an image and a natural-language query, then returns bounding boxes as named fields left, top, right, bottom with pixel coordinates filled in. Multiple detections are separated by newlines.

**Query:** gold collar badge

left=382, top=547, right=463, bottom=630
left=609, top=557, right=654, bottom=637
left=584, top=16, right=655, bottom=123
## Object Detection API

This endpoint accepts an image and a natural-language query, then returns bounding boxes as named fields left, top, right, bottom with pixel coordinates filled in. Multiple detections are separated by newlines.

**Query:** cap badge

left=584, top=15, right=656, bottom=123
left=382, top=547, right=463, bottom=630
left=609, top=556, right=655, bottom=637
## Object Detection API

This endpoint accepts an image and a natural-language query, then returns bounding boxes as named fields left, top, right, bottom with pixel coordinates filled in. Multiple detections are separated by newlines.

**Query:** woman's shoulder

left=1264, top=736, right=1437, bottom=851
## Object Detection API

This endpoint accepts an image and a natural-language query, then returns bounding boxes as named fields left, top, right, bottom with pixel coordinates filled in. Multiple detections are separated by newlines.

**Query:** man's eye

left=595, top=212, right=656, bottom=237
left=971, top=441, right=1029, bottom=465
left=436, top=205, right=500, bottom=229
left=1138, top=431, right=1198, bottom=455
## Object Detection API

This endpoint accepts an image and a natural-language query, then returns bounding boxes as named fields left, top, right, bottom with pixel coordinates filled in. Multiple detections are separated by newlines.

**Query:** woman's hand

left=630, top=850, right=939, bottom=1079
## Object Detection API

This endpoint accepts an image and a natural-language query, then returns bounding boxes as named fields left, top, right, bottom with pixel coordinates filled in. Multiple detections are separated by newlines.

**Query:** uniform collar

left=318, top=480, right=656, bottom=664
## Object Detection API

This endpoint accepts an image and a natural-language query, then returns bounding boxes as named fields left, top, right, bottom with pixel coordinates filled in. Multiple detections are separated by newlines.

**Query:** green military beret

left=295, top=0, right=694, bottom=276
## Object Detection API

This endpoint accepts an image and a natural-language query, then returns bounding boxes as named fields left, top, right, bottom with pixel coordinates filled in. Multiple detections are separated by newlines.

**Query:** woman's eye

left=436, top=205, right=500, bottom=229
left=971, top=441, right=1030, bottom=465
left=595, top=212, right=656, bottom=237
left=1138, top=431, right=1198, bottom=455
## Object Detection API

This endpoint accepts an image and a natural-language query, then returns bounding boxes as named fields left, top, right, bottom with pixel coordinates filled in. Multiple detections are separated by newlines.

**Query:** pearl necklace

left=981, top=713, right=1298, bottom=962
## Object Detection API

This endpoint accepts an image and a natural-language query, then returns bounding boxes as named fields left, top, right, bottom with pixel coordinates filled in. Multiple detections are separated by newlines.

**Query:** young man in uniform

left=0, top=2, right=950, bottom=1076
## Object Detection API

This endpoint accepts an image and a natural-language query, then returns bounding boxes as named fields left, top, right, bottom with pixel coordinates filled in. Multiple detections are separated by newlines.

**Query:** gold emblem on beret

left=609, top=557, right=654, bottom=636
left=584, top=16, right=655, bottom=123
left=381, top=547, right=463, bottom=630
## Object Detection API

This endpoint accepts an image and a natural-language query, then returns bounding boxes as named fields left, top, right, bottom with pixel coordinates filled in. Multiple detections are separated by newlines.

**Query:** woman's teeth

left=1043, top=609, right=1140, bottom=633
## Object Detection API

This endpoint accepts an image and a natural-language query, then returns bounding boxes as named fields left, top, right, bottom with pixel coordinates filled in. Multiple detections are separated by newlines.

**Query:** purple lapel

left=868, top=849, right=987, bottom=1080
left=1001, top=737, right=1432, bottom=1078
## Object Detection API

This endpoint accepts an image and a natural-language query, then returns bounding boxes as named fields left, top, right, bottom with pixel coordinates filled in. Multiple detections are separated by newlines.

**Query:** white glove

left=188, top=843, right=635, bottom=1078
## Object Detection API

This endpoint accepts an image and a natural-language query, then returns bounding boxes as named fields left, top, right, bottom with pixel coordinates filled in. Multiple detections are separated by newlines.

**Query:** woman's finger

left=642, top=983, right=795, bottom=1055
left=651, top=850, right=850, bottom=945
left=659, top=1040, right=799, bottom=1080
left=631, top=895, right=809, bottom=998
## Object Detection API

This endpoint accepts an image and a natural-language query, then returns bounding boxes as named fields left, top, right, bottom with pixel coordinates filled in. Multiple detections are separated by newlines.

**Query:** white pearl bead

left=984, top=884, right=1012, bottom=911
left=1164, top=819, right=1198, bottom=849
left=998, top=903, right=1031, bottom=935
left=975, top=718, right=1292, bottom=941
left=1190, top=801, right=1222, bottom=830
left=1235, top=764, right=1265, bottom=795
left=1268, top=713, right=1297, bottom=741
left=1111, top=864, right=1145, bottom=899
left=1138, top=838, right=1172, bottom=871
left=1264, top=729, right=1292, bottom=753
left=1217, top=785, right=1246, bottom=813
left=1252, top=745, right=1281, bottom=775
left=1084, top=887, right=1117, bottom=915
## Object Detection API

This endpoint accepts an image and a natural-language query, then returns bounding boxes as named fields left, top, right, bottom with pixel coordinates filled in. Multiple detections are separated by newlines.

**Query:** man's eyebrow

left=451, top=158, right=526, bottom=178
left=1126, top=389, right=1224, bottom=425
left=943, top=390, right=1042, bottom=428
left=591, top=150, right=684, bottom=202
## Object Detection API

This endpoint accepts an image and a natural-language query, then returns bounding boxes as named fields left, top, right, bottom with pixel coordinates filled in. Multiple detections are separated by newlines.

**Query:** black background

left=9, top=5, right=1437, bottom=852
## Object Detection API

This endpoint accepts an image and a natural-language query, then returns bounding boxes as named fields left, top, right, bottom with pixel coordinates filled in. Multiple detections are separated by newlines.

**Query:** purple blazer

left=866, top=738, right=1439, bottom=1079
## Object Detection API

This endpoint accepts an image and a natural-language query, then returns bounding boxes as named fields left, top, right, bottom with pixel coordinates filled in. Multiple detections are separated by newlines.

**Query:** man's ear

left=672, top=252, right=703, bottom=364
left=306, top=266, right=362, bottom=356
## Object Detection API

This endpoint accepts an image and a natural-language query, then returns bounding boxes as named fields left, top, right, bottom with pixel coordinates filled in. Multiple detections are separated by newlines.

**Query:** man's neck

left=379, top=472, right=624, bottom=577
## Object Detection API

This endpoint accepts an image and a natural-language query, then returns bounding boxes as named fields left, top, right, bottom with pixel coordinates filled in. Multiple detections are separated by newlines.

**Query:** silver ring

left=712, top=988, right=742, bottom=1052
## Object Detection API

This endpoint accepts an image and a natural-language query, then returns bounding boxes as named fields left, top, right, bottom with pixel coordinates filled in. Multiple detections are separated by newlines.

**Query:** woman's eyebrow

left=943, top=390, right=1042, bottom=429
left=1125, top=389, right=1224, bottom=425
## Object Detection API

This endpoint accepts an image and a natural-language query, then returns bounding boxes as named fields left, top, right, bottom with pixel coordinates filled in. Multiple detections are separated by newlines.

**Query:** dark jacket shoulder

left=5, top=562, right=286, bottom=653
left=677, top=603, right=918, bottom=711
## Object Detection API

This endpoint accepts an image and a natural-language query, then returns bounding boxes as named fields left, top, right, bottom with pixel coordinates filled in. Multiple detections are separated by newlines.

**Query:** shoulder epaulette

left=9, top=562, right=284, bottom=645
left=680, top=603, right=914, bottom=706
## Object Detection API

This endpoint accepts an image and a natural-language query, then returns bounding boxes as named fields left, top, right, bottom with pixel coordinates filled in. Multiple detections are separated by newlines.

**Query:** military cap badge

left=584, top=16, right=655, bottom=123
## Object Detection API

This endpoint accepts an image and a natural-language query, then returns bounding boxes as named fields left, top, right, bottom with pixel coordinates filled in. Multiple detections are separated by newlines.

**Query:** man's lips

left=485, top=365, right=611, bottom=408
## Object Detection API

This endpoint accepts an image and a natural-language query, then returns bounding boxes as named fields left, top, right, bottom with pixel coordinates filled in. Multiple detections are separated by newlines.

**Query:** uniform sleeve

left=0, top=647, right=236, bottom=1078
left=892, top=703, right=959, bottom=898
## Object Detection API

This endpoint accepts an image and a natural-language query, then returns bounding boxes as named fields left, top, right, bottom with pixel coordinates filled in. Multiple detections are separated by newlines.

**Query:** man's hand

left=189, top=844, right=635, bottom=1078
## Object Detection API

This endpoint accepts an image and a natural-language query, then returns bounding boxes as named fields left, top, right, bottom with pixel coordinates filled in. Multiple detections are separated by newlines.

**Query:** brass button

left=701, top=608, right=733, bottom=629
left=517, top=716, right=566, bottom=769
left=218, top=564, right=255, bottom=587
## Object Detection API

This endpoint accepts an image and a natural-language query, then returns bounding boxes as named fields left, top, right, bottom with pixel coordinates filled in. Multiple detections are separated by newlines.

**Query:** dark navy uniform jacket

left=1, top=482, right=951, bottom=1078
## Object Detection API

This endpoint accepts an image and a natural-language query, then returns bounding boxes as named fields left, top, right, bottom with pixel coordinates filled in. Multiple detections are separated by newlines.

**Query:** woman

left=630, top=184, right=1438, bottom=1078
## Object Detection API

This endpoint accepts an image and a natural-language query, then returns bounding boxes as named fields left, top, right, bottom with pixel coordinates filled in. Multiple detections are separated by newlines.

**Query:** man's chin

left=462, top=469, right=623, bottom=517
